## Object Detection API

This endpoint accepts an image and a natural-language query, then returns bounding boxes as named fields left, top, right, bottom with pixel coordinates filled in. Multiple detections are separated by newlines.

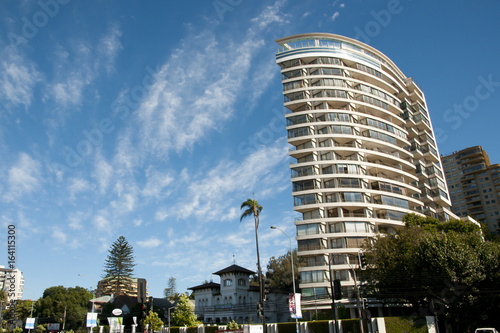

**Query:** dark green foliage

left=276, top=322, right=297, bottom=333
left=36, top=286, right=93, bottom=330
left=103, top=236, right=135, bottom=294
left=169, top=327, right=180, bottom=333
left=205, top=326, right=218, bottom=333
left=307, top=320, right=330, bottom=333
left=266, top=250, right=304, bottom=293
left=403, top=213, right=481, bottom=234
left=187, top=326, right=198, bottom=333
left=364, top=213, right=500, bottom=330
left=340, top=319, right=365, bottom=333
left=384, top=317, right=427, bottom=333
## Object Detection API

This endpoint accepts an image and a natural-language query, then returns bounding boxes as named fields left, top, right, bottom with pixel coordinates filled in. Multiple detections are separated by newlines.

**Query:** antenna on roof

left=233, top=252, right=236, bottom=264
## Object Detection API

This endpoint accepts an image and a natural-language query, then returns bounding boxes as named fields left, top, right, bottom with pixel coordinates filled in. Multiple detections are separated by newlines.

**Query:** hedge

left=384, top=317, right=427, bottom=333
left=307, top=320, right=330, bottom=333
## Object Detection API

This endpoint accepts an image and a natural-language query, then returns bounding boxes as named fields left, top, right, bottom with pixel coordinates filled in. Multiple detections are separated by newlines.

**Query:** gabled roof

left=188, top=282, right=220, bottom=291
left=213, top=264, right=255, bottom=276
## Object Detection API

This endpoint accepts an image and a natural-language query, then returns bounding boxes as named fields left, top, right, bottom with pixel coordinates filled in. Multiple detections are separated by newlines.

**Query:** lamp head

left=270, top=226, right=276, bottom=229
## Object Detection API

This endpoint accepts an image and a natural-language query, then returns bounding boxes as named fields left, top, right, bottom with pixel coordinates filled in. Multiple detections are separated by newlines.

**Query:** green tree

left=363, top=214, right=500, bottom=331
left=265, top=249, right=303, bottom=292
left=144, top=310, right=164, bottom=331
left=36, top=325, right=46, bottom=333
left=103, top=236, right=135, bottom=295
left=2, top=299, right=37, bottom=326
left=170, top=294, right=197, bottom=327
left=37, top=286, right=93, bottom=330
left=164, top=277, right=177, bottom=300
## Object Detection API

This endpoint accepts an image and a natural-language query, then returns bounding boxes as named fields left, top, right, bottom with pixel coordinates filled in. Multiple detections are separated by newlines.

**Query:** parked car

left=475, top=329, right=498, bottom=333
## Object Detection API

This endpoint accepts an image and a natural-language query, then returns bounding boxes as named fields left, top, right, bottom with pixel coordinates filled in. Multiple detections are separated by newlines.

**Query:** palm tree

left=240, top=198, right=266, bottom=330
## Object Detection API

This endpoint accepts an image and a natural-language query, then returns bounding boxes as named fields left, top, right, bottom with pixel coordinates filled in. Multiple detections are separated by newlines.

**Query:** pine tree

left=103, top=236, right=135, bottom=295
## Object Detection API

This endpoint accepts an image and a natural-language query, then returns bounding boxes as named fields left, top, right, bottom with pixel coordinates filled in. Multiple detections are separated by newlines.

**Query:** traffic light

left=141, top=303, right=147, bottom=320
left=264, top=278, right=270, bottom=299
left=358, top=252, right=367, bottom=270
left=333, top=279, right=342, bottom=300
left=256, top=302, right=263, bottom=319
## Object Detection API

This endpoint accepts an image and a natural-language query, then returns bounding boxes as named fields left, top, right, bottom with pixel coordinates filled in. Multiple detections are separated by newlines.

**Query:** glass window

left=223, top=279, right=233, bottom=287
left=297, top=224, right=320, bottom=236
left=344, top=222, right=368, bottom=232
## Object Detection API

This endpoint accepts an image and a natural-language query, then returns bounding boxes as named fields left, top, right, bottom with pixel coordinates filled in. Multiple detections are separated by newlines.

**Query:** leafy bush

left=276, top=322, right=297, bottom=333
left=205, top=325, right=218, bottom=333
left=340, top=319, right=366, bottom=333
left=187, top=326, right=199, bottom=333
left=308, top=320, right=330, bottom=333
left=227, top=320, right=239, bottom=330
left=384, top=317, right=427, bottom=333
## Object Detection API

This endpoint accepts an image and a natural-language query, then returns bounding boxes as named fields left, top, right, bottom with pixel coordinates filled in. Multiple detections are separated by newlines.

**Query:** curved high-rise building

left=275, top=33, right=453, bottom=316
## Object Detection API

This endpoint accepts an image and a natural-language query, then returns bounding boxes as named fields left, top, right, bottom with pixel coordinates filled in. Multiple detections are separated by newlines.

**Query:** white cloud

left=173, top=139, right=289, bottom=221
left=98, top=23, right=123, bottom=74
left=68, top=177, right=93, bottom=198
left=142, top=168, right=174, bottom=199
left=45, top=24, right=122, bottom=108
left=52, top=227, right=68, bottom=243
left=110, top=192, right=136, bottom=214
left=137, top=237, right=162, bottom=248
left=68, top=211, right=88, bottom=230
left=331, top=11, right=340, bottom=22
left=250, top=0, right=289, bottom=29
left=154, top=208, right=169, bottom=222
left=3, top=153, right=42, bottom=201
left=93, top=214, right=111, bottom=232
left=92, top=152, right=113, bottom=195
left=130, top=0, right=288, bottom=159
left=0, top=46, right=41, bottom=108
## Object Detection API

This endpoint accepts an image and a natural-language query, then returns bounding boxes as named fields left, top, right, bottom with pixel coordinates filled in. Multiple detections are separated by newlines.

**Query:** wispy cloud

left=172, top=139, right=289, bottom=222
left=137, top=237, right=162, bottom=248
left=92, top=152, right=113, bottom=195
left=98, top=23, right=123, bottom=74
left=0, top=46, right=41, bottom=108
left=330, top=11, right=340, bottom=22
left=130, top=0, right=288, bottom=159
left=45, top=23, right=123, bottom=108
left=3, top=152, right=42, bottom=201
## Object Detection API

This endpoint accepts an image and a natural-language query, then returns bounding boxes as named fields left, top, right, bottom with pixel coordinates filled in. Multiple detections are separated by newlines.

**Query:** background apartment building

left=96, top=276, right=148, bottom=299
left=0, top=266, right=24, bottom=301
left=441, top=146, right=500, bottom=234
left=275, top=33, right=455, bottom=317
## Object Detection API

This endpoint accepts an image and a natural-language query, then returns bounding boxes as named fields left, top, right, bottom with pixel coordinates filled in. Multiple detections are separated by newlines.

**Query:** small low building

left=189, top=264, right=290, bottom=324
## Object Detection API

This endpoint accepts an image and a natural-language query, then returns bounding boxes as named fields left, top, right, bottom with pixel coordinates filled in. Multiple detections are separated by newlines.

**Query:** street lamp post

left=270, top=226, right=299, bottom=333
left=167, top=306, right=176, bottom=329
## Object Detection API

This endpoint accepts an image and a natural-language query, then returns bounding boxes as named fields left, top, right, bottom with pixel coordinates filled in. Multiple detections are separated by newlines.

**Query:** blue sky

left=0, top=0, right=499, bottom=300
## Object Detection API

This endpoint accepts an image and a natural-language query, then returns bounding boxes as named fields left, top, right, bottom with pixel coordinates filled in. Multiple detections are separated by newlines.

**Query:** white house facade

left=189, top=264, right=290, bottom=324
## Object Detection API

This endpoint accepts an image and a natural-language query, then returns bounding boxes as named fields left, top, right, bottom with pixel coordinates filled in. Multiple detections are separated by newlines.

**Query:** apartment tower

left=275, top=33, right=453, bottom=316
left=441, top=146, right=500, bottom=234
